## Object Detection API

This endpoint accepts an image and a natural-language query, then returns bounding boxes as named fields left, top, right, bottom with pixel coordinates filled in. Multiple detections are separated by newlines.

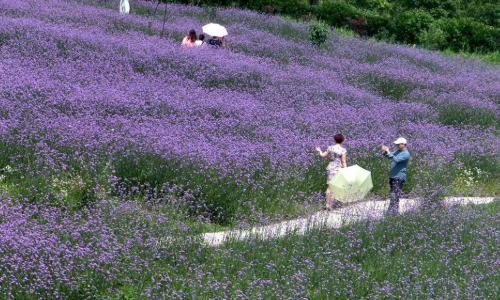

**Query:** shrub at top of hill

left=309, top=20, right=330, bottom=47
left=393, top=9, right=434, bottom=45
left=240, top=0, right=312, bottom=17
left=461, top=0, right=500, bottom=27
left=394, top=0, right=458, bottom=18
left=316, top=0, right=360, bottom=28
left=345, top=0, right=391, bottom=11
left=422, top=18, right=500, bottom=53
left=363, top=12, right=393, bottom=39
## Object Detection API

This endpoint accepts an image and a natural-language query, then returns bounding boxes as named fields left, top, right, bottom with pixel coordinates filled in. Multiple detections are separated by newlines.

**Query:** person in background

left=195, top=34, right=206, bottom=47
left=315, top=134, right=347, bottom=210
left=181, top=29, right=197, bottom=47
left=208, top=36, right=226, bottom=48
left=382, top=137, right=411, bottom=214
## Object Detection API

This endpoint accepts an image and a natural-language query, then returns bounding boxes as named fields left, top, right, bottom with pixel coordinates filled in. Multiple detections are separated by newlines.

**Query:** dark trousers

left=388, top=178, right=405, bottom=213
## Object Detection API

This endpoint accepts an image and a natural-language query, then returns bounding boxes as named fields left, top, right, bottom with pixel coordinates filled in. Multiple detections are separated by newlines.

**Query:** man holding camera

left=382, top=138, right=411, bottom=214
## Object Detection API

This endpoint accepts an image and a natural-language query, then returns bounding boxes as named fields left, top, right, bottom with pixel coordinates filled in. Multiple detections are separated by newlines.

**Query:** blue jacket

left=384, top=149, right=410, bottom=180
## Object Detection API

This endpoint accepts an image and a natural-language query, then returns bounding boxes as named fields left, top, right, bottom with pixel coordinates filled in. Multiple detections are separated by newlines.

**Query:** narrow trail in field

left=202, top=197, right=497, bottom=246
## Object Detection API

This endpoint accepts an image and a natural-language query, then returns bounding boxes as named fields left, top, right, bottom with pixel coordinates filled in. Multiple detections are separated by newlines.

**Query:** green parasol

left=328, top=165, right=373, bottom=203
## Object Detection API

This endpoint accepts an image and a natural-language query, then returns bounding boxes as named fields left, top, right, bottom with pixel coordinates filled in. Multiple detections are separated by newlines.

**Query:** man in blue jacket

left=382, top=137, right=410, bottom=214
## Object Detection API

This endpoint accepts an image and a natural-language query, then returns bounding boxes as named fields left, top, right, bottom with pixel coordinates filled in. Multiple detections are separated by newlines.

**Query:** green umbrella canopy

left=328, top=165, right=373, bottom=203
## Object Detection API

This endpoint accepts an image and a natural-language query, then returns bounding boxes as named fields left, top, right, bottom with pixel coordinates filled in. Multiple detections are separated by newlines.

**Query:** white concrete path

left=202, top=197, right=497, bottom=247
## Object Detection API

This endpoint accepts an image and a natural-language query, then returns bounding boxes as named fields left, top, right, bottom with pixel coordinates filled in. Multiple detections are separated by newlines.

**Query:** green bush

left=276, top=0, right=311, bottom=17
left=393, top=9, right=434, bottom=45
left=236, top=0, right=310, bottom=16
left=438, top=19, right=469, bottom=52
left=467, top=21, right=500, bottom=52
left=418, top=20, right=448, bottom=50
left=316, top=0, right=359, bottom=28
left=237, top=0, right=265, bottom=11
left=363, top=12, right=394, bottom=39
left=395, top=0, right=458, bottom=18
left=438, top=18, right=500, bottom=52
left=461, top=2, right=500, bottom=27
left=309, top=20, right=330, bottom=47
left=345, top=0, right=391, bottom=11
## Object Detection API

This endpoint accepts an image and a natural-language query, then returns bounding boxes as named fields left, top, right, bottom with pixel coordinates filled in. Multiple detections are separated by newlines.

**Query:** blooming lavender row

left=0, top=0, right=499, bottom=214
left=1, top=195, right=500, bottom=298
left=0, top=195, right=202, bottom=299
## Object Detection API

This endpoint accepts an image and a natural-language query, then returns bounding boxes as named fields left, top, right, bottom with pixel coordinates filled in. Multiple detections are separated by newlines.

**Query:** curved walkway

left=203, top=197, right=497, bottom=247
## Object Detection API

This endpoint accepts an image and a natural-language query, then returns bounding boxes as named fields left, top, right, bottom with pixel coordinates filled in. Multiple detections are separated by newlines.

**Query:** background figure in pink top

left=181, top=29, right=197, bottom=47
left=315, top=134, right=347, bottom=210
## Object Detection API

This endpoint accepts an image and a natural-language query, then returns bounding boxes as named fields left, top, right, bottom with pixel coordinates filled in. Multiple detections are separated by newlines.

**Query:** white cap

left=393, top=137, right=407, bottom=144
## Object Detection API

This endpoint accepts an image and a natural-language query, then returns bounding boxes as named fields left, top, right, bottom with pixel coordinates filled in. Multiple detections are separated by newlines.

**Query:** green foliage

left=51, top=173, right=98, bottom=211
left=393, top=9, right=434, bottom=45
left=316, top=0, right=359, bottom=28
left=417, top=17, right=500, bottom=53
left=418, top=20, right=448, bottom=50
left=472, top=50, right=500, bottom=64
left=275, top=0, right=311, bottom=17
left=363, top=12, right=393, bottom=38
left=451, top=154, right=500, bottom=196
left=436, top=18, right=500, bottom=52
left=346, top=0, right=391, bottom=11
left=460, top=1, right=500, bottom=27
left=309, top=20, right=330, bottom=47
left=394, top=0, right=458, bottom=18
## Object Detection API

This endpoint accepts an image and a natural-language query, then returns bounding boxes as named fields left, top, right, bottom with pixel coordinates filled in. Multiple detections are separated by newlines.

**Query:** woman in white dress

left=315, top=134, right=347, bottom=210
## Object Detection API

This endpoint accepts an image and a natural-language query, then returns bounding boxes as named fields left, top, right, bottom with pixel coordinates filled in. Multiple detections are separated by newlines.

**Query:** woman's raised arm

left=315, top=147, right=329, bottom=158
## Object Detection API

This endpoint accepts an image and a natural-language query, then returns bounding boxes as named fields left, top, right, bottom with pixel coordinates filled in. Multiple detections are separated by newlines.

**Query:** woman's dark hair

left=199, top=34, right=205, bottom=41
left=188, top=29, right=197, bottom=43
left=334, top=134, right=345, bottom=144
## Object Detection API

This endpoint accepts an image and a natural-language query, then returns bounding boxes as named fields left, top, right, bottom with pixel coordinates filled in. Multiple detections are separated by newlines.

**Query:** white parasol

left=202, top=23, right=228, bottom=37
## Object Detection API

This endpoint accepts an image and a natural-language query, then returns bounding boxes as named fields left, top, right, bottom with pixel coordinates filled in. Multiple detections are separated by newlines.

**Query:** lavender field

left=0, top=0, right=499, bottom=298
